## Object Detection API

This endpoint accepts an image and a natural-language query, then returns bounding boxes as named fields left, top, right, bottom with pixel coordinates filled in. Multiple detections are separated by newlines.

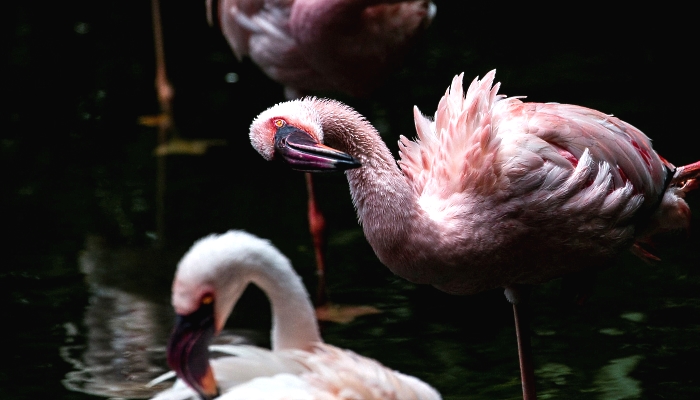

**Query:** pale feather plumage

left=249, top=70, right=699, bottom=295
left=401, top=71, right=665, bottom=223
left=209, top=0, right=436, bottom=98
left=152, top=230, right=441, bottom=400
left=249, top=98, right=325, bottom=161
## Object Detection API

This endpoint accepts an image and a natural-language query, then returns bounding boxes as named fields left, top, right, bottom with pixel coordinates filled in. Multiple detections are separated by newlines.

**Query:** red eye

left=201, top=294, right=214, bottom=305
left=273, top=119, right=286, bottom=128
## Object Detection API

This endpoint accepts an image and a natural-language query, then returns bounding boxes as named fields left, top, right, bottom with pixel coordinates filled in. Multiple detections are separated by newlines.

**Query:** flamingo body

left=152, top=230, right=441, bottom=400
left=209, top=0, right=436, bottom=98
left=249, top=69, right=700, bottom=399
left=249, top=70, right=699, bottom=295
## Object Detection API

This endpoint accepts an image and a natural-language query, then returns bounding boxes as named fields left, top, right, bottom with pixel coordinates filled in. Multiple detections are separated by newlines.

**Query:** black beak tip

left=338, top=156, right=362, bottom=170
left=166, top=308, right=217, bottom=398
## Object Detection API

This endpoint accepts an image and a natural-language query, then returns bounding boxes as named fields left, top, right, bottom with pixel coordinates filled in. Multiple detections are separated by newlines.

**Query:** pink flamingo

left=151, top=230, right=441, bottom=400
left=248, top=70, right=700, bottom=399
left=206, top=0, right=436, bottom=308
left=207, top=0, right=436, bottom=99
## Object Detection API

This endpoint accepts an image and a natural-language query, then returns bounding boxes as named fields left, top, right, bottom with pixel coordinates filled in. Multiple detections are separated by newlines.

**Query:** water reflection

left=61, top=236, right=256, bottom=399
left=594, top=355, right=643, bottom=400
left=61, top=286, right=172, bottom=398
left=60, top=236, right=177, bottom=398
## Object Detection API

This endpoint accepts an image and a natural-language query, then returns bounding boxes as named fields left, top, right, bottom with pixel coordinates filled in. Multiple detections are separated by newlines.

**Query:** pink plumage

left=250, top=70, right=698, bottom=292
left=397, top=71, right=690, bottom=292
left=249, top=70, right=700, bottom=399
left=208, top=0, right=436, bottom=99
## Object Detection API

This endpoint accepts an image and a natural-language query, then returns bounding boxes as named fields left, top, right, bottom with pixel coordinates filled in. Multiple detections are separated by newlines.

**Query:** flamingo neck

left=178, top=232, right=322, bottom=353
left=312, top=100, right=442, bottom=284
left=247, top=258, right=322, bottom=352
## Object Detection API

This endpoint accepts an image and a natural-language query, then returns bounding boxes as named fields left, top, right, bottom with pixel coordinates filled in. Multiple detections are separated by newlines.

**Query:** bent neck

left=247, top=255, right=322, bottom=352
left=311, top=100, right=440, bottom=280
left=315, top=100, right=414, bottom=216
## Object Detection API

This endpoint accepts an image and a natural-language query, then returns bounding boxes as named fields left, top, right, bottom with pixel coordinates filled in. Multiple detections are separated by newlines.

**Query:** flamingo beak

left=274, top=125, right=361, bottom=172
left=166, top=303, right=219, bottom=400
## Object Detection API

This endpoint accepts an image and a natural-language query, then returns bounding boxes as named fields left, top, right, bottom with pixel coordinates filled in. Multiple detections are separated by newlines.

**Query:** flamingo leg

left=305, top=173, right=328, bottom=306
left=513, top=302, right=537, bottom=400
left=506, top=286, right=537, bottom=400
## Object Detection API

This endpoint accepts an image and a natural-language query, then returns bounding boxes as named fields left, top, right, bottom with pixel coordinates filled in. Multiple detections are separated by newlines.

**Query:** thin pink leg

left=305, top=173, right=328, bottom=306
left=506, top=286, right=537, bottom=400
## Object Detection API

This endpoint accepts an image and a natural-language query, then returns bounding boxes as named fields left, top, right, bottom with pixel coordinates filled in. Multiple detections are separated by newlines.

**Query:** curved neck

left=247, top=256, right=322, bottom=352
left=312, top=100, right=442, bottom=283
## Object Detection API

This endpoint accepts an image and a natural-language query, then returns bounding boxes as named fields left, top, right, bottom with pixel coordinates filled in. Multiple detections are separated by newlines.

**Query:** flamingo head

left=166, top=233, right=253, bottom=400
left=166, top=290, right=218, bottom=400
left=249, top=98, right=361, bottom=172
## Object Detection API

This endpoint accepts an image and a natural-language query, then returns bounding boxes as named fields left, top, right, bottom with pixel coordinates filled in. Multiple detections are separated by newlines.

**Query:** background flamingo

left=151, top=230, right=441, bottom=400
left=206, top=0, right=436, bottom=309
left=207, top=0, right=436, bottom=99
left=248, top=70, right=700, bottom=399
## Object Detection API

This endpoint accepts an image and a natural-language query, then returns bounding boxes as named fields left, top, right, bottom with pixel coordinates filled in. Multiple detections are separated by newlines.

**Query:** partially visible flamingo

left=248, top=70, right=700, bottom=399
left=151, top=230, right=441, bottom=400
left=206, top=0, right=436, bottom=309
left=207, top=0, right=436, bottom=99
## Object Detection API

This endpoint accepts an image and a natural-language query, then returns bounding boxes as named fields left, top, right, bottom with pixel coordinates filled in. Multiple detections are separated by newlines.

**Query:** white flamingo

left=150, top=230, right=441, bottom=400
left=248, top=70, right=700, bottom=399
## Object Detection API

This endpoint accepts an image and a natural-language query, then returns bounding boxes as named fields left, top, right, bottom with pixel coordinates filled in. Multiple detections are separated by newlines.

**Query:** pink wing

left=212, top=0, right=435, bottom=98
left=400, top=71, right=671, bottom=236
left=290, top=343, right=441, bottom=400
left=152, top=344, right=441, bottom=400
left=399, top=71, right=506, bottom=199
left=496, top=100, right=668, bottom=203
left=210, top=0, right=269, bottom=59
left=214, top=0, right=325, bottom=96
left=289, top=1, right=436, bottom=97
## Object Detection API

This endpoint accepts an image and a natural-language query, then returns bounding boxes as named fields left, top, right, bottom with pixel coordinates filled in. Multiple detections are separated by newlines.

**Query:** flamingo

left=151, top=230, right=442, bottom=400
left=248, top=70, right=700, bottom=399
left=207, top=0, right=436, bottom=99
left=206, top=0, right=436, bottom=309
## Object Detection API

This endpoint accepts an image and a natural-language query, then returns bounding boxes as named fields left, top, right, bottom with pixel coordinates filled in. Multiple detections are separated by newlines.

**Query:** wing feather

left=152, top=344, right=440, bottom=400
left=399, top=70, right=668, bottom=234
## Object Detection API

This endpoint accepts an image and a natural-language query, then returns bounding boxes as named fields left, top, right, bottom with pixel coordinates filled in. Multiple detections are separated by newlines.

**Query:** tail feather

left=630, top=159, right=699, bottom=261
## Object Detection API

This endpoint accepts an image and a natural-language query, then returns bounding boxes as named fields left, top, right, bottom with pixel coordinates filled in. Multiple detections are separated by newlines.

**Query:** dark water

left=3, top=1, right=698, bottom=399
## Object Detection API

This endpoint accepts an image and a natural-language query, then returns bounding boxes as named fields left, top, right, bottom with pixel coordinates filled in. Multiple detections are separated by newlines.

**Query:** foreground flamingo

left=207, top=0, right=436, bottom=309
left=151, top=230, right=441, bottom=400
left=248, top=70, right=700, bottom=399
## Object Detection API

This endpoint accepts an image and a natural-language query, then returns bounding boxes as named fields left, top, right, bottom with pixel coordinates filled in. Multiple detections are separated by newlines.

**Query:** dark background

left=3, top=1, right=698, bottom=399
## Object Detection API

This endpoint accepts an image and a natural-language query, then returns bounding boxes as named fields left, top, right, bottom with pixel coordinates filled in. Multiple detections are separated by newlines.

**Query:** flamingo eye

left=273, top=119, right=286, bottom=128
left=201, top=294, right=214, bottom=305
